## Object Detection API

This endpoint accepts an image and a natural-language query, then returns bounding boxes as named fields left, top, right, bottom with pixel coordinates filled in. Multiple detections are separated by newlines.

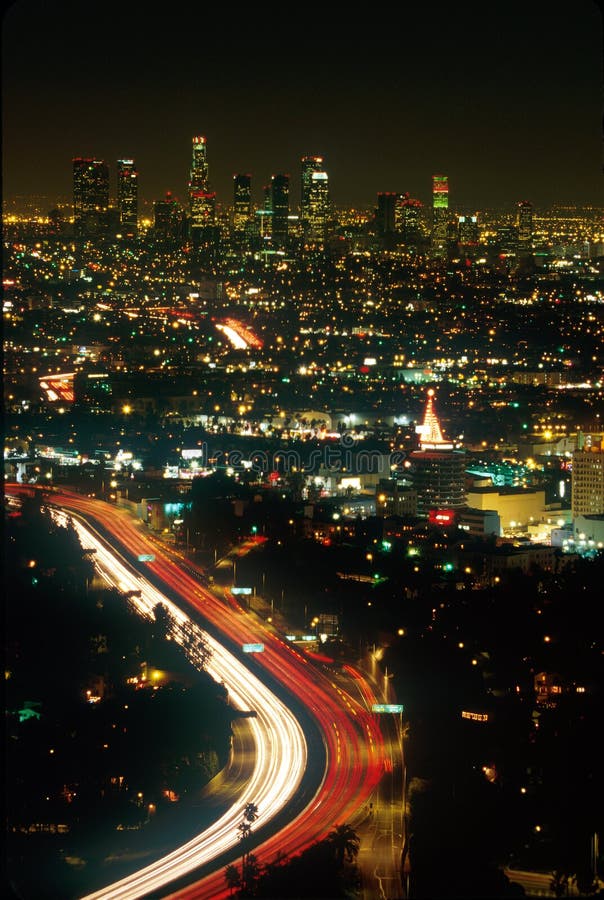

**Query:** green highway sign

left=232, top=587, right=252, bottom=595
left=138, top=554, right=155, bottom=562
left=242, top=643, right=264, bottom=653
left=372, top=704, right=404, bottom=713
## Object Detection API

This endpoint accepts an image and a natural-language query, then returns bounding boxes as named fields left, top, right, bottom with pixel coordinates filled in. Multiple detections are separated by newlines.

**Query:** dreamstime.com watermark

left=184, top=432, right=408, bottom=476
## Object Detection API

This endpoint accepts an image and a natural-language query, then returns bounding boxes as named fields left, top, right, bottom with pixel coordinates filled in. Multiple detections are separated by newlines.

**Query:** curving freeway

left=7, top=486, right=389, bottom=899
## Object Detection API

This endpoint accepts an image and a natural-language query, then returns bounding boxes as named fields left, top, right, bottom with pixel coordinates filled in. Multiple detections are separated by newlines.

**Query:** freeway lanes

left=10, top=488, right=390, bottom=899
left=44, top=506, right=307, bottom=900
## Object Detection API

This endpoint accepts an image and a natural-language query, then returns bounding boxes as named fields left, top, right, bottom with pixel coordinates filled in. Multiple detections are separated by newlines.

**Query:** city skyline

left=2, top=0, right=603, bottom=211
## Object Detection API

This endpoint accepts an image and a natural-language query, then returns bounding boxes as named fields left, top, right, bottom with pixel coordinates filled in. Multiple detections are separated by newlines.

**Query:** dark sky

left=2, top=0, right=603, bottom=211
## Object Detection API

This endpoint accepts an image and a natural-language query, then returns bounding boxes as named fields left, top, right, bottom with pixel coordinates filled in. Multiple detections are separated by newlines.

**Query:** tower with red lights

left=188, top=136, right=216, bottom=239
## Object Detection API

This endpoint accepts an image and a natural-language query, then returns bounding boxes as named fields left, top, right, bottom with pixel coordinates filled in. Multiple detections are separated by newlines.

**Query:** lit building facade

left=300, top=155, right=324, bottom=224
left=517, top=200, right=533, bottom=253
left=153, top=191, right=185, bottom=243
left=571, top=444, right=604, bottom=519
left=465, top=486, right=546, bottom=532
left=233, top=174, right=252, bottom=233
left=431, top=174, right=449, bottom=258
left=116, top=159, right=138, bottom=233
left=73, top=157, right=109, bottom=237
left=457, top=214, right=478, bottom=247
left=300, top=156, right=330, bottom=241
left=395, top=194, right=422, bottom=246
left=270, top=174, right=290, bottom=249
left=188, top=135, right=216, bottom=238
left=307, top=171, right=330, bottom=241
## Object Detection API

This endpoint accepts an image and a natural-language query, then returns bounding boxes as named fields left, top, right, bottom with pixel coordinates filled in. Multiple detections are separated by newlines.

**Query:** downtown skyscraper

left=517, top=200, right=533, bottom=254
left=270, top=174, right=290, bottom=249
left=300, top=156, right=330, bottom=242
left=431, top=174, right=449, bottom=258
left=72, top=157, right=109, bottom=237
left=233, top=174, right=252, bottom=233
left=116, top=159, right=138, bottom=235
left=188, top=136, right=216, bottom=241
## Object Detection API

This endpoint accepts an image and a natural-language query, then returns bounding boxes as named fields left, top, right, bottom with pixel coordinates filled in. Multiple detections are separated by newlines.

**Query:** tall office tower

left=409, top=389, right=466, bottom=516
left=571, top=443, right=604, bottom=519
left=233, top=174, right=252, bottom=233
left=271, top=174, right=290, bottom=248
left=395, top=194, right=422, bottom=245
left=457, top=214, right=479, bottom=246
left=116, top=159, right=138, bottom=234
left=517, top=200, right=533, bottom=253
left=431, top=174, right=449, bottom=258
left=256, top=183, right=273, bottom=241
left=307, top=170, right=330, bottom=241
left=188, top=135, right=216, bottom=238
left=73, top=157, right=109, bottom=237
left=153, top=191, right=185, bottom=243
left=375, top=192, right=397, bottom=236
left=300, top=156, right=324, bottom=225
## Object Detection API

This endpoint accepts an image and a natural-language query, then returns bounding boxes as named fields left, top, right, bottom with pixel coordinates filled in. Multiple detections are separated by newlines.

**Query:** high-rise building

left=409, top=389, right=466, bottom=516
left=375, top=192, right=397, bottom=237
left=188, top=136, right=216, bottom=238
left=431, top=174, right=449, bottom=258
left=271, top=174, right=290, bottom=248
left=395, top=194, right=422, bottom=246
left=233, top=174, right=252, bottom=233
left=300, top=155, right=324, bottom=226
left=255, top=184, right=273, bottom=242
left=153, top=191, right=185, bottom=243
left=307, top=171, right=330, bottom=242
left=457, top=214, right=479, bottom=246
left=73, top=157, right=109, bottom=237
left=517, top=200, right=533, bottom=253
left=116, top=159, right=138, bottom=234
left=571, top=442, right=604, bottom=519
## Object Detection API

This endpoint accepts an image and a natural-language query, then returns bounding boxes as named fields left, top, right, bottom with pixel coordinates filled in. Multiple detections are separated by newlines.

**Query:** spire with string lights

left=416, top=389, right=454, bottom=450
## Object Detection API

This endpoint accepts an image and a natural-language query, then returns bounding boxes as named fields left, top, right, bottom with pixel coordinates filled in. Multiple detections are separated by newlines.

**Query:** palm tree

left=237, top=802, right=259, bottom=894
left=243, top=802, right=259, bottom=824
left=327, top=823, right=361, bottom=867
left=224, top=863, right=241, bottom=895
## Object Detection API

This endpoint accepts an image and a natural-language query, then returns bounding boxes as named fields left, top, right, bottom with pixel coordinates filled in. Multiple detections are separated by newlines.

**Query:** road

left=24, top=489, right=393, bottom=899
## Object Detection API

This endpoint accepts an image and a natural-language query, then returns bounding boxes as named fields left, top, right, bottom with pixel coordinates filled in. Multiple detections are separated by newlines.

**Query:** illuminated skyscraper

left=255, top=183, right=273, bottom=242
left=73, top=157, right=109, bottom=236
left=271, top=174, right=290, bottom=248
left=307, top=170, right=330, bottom=242
left=431, top=174, right=449, bottom=258
left=395, top=193, right=422, bottom=246
left=300, top=156, right=324, bottom=226
left=188, top=135, right=216, bottom=238
left=409, top=389, right=466, bottom=516
left=517, top=200, right=533, bottom=253
left=233, top=174, right=252, bottom=233
left=116, top=159, right=138, bottom=234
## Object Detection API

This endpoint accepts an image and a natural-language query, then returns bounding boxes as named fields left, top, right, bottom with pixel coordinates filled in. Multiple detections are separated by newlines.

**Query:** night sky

left=2, top=0, right=603, bottom=211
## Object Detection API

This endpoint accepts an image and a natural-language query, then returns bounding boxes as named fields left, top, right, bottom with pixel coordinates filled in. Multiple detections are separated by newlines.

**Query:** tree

left=327, top=822, right=360, bottom=867
left=224, top=863, right=241, bottom=895
left=236, top=802, right=259, bottom=895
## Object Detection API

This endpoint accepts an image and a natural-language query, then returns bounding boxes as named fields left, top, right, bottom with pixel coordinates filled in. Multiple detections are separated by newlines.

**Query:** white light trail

left=50, top=511, right=307, bottom=900
left=215, top=323, right=248, bottom=350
